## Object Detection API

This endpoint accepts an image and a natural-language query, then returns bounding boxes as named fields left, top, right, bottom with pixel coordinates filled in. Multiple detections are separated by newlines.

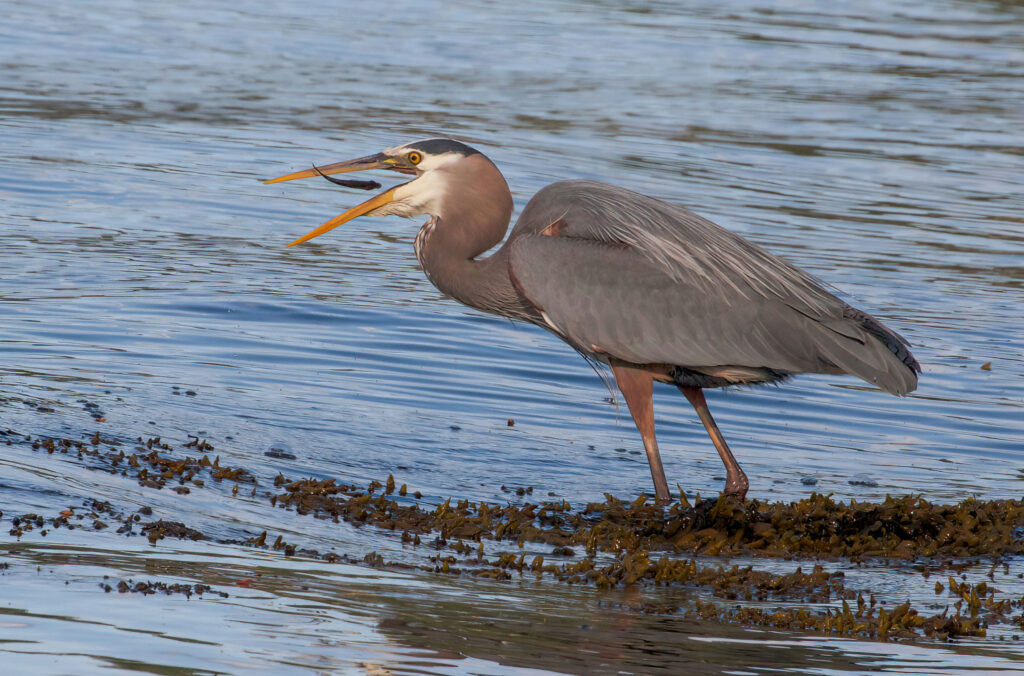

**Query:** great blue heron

left=266, top=138, right=920, bottom=502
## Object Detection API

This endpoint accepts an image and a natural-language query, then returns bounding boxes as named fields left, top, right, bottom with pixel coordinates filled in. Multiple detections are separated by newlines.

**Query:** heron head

left=265, top=138, right=481, bottom=247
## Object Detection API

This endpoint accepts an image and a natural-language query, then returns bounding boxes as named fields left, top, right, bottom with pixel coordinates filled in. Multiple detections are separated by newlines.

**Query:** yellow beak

left=264, top=152, right=399, bottom=247
left=286, top=186, right=398, bottom=247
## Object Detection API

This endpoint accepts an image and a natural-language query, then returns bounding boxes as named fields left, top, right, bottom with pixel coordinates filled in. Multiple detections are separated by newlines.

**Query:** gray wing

left=511, top=180, right=841, bottom=317
left=508, top=183, right=919, bottom=395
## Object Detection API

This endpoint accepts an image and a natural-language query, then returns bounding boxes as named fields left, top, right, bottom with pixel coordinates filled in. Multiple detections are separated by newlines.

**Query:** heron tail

left=816, top=306, right=920, bottom=396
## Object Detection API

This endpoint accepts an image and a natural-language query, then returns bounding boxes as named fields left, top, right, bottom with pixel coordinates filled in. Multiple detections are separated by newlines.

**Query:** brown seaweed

left=10, top=426, right=1024, bottom=642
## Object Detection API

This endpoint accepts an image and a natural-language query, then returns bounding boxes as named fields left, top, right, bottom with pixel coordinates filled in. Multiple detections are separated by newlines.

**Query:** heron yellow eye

left=408, top=151, right=422, bottom=165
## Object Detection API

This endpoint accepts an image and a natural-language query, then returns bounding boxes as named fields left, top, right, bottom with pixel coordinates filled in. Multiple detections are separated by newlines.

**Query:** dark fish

left=312, top=164, right=381, bottom=190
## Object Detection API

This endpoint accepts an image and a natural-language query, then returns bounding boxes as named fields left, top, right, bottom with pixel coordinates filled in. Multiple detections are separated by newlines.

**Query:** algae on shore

left=6, top=427, right=1024, bottom=641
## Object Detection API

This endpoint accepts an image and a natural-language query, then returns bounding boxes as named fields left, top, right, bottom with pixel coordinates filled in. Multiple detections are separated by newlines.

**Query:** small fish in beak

left=311, top=164, right=381, bottom=191
left=264, top=151, right=409, bottom=247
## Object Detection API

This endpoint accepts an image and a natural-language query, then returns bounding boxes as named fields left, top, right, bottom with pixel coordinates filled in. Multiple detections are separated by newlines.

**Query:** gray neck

left=413, top=155, right=529, bottom=317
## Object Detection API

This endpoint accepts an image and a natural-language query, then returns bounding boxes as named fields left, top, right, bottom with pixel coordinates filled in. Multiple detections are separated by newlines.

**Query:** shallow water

left=2, top=0, right=1024, bottom=673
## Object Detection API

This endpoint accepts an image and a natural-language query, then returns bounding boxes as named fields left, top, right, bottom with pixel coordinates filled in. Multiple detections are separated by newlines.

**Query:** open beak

left=264, top=152, right=400, bottom=247
left=285, top=185, right=399, bottom=247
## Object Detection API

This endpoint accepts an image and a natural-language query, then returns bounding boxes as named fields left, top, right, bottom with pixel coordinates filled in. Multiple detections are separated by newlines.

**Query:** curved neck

left=416, top=217, right=521, bottom=317
left=413, top=156, right=526, bottom=316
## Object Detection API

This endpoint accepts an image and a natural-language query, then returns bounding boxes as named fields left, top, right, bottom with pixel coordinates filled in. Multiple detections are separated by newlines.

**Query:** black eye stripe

left=405, top=139, right=479, bottom=157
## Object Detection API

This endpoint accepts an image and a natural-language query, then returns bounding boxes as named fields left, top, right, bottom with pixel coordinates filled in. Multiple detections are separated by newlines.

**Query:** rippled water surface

left=2, top=0, right=1023, bottom=673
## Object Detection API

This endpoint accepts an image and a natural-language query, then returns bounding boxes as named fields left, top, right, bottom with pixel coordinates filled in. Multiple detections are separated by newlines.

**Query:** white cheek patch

left=391, top=172, right=450, bottom=218
left=414, top=152, right=462, bottom=172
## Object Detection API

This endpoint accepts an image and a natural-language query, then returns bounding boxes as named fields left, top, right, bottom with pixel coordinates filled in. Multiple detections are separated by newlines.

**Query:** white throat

left=385, top=169, right=452, bottom=219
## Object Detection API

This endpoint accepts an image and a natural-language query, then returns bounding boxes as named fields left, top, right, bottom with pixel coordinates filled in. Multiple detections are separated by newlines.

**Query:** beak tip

left=277, top=169, right=397, bottom=248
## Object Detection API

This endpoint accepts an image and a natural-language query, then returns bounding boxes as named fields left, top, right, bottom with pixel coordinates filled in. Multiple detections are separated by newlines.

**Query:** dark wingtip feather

left=836, top=306, right=920, bottom=395
left=844, top=307, right=920, bottom=370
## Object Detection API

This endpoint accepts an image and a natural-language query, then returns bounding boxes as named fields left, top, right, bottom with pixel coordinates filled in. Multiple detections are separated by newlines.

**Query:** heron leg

left=679, top=387, right=749, bottom=500
left=611, top=363, right=671, bottom=503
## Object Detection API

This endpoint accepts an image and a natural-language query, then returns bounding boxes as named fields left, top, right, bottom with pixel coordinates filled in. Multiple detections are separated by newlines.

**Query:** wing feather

left=511, top=180, right=838, bottom=318
left=508, top=234, right=918, bottom=395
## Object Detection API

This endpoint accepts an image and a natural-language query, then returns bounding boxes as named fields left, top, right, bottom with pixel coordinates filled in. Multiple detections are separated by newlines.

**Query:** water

left=2, top=0, right=1023, bottom=672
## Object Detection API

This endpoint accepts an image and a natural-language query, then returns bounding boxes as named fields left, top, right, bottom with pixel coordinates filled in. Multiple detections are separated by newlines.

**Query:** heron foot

left=723, top=473, right=749, bottom=501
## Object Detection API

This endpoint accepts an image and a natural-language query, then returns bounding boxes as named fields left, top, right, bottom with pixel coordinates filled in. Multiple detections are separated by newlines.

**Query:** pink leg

left=611, top=363, right=670, bottom=502
left=680, top=387, right=748, bottom=499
